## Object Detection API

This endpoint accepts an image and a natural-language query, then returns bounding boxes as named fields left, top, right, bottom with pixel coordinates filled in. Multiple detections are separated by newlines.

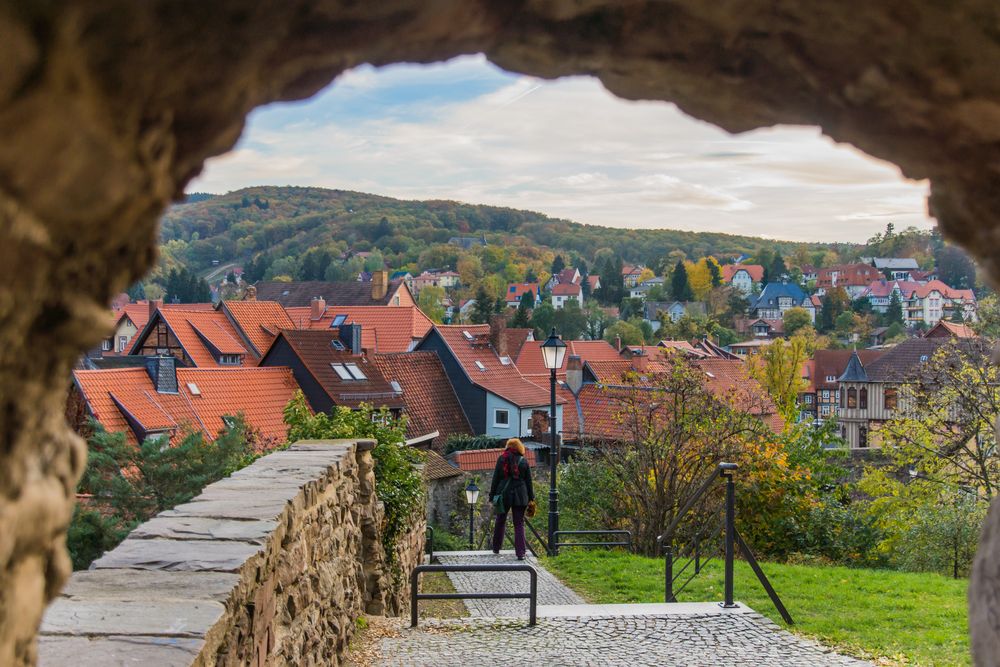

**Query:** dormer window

left=219, top=354, right=241, bottom=365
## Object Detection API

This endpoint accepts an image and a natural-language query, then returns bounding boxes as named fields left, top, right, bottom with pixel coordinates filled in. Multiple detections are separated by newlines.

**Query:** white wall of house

left=551, top=292, right=583, bottom=310
left=731, top=270, right=753, bottom=295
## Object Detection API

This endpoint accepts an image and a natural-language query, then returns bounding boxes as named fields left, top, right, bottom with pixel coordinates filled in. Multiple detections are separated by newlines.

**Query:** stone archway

left=2, top=1, right=1000, bottom=663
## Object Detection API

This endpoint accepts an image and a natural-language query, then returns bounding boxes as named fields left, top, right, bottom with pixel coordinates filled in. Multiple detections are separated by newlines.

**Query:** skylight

left=330, top=339, right=345, bottom=351
left=330, top=363, right=353, bottom=380
left=390, top=380, right=403, bottom=393
left=499, top=356, right=511, bottom=365
left=475, top=360, right=486, bottom=371
left=332, top=314, right=347, bottom=327
left=345, top=362, right=367, bottom=380
left=186, top=382, right=200, bottom=396
left=462, top=330, right=474, bottom=341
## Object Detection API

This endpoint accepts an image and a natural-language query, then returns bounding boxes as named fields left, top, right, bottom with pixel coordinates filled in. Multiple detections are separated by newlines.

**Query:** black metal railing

left=425, top=525, right=435, bottom=561
left=410, top=564, right=537, bottom=627
left=476, top=515, right=547, bottom=557
left=554, top=529, right=632, bottom=552
left=657, top=462, right=794, bottom=625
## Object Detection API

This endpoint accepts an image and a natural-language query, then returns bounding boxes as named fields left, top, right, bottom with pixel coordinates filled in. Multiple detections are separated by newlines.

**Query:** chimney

left=565, top=355, right=584, bottom=396
left=339, top=323, right=362, bottom=355
left=489, top=315, right=508, bottom=357
left=310, top=296, right=326, bottom=321
left=615, top=335, right=622, bottom=352
left=148, top=298, right=162, bottom=323
left=631, top=349, right=649, bottom=372
left=371, top=270, right=389, bottom=301
left=145, top=355, right=178, bottom=394
left=245, top=285, right=257, bottom=301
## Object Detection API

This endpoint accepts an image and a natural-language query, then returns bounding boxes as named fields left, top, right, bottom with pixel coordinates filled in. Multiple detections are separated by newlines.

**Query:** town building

left=869, top=257, right=920, bottom=281
left=129, top=307, right=253, bottom=367
left=505, top=282, right=541, bottom=308
left=808, top=349, right=884, bottom=422
left=551, top=282, right=583, bottom=309
left=284, top=300, right=433, bottom=353
left=721, top=264, right=764, bottom=295
left=643, top=301, right=706, bottom=331
left=862, top=279, right=977, bottom=325
left=748, top=281, right=816, bottom=321
left=621, top=264, right=645, bottom=288
left=252, top=271, right=415, bottom=307
left=629, top=277, right=666, bottom=299
left=815, top=263, right=882, bottom=298
left=411, top=270, right=460, bottom=293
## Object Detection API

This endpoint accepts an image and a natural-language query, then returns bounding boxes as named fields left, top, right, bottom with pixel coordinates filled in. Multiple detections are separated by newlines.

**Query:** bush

left=283, top=392, right=425, bottom=577
left=444, top=434, right=503, bottom=455
left=558, top=451, right=624, bottom=532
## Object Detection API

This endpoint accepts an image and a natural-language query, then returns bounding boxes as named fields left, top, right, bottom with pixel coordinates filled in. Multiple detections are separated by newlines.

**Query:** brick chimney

left=148, top=298, right=162, bottom=323
left=310, top=296, right=326, bottom=321
left=565, top=355, right=584, bottom=395
left=489, top=314, right=508, bottom=357
left=371, top=270, right=389, bottom=301
left=631, top=349, right=649, bottom=372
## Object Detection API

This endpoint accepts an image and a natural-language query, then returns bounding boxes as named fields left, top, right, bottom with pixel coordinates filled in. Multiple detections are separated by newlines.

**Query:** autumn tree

left=782, top=307, right=812, bottom=337
left=885, top=290, right=904, bottom=325
left=417, top=285, right=446, bottom=323
left=686, top=259, right=713, bottom=301
left=748, top=336, right=809, bottom=426
left=820, top=287, right=851, bottom=332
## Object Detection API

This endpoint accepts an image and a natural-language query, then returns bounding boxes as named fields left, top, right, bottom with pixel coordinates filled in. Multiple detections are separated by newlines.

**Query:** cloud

left=190, top=56, right=933, bottom=243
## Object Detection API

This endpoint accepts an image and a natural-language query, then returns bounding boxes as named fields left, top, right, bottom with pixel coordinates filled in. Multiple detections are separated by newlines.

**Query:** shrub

left=443, top=434, right=503, bottom=455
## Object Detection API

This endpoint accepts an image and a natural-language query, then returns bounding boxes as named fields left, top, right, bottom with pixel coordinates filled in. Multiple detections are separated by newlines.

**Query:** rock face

left=36, top=440, right=425, bottom=666
left=1, top=1, right=1000, bottom=663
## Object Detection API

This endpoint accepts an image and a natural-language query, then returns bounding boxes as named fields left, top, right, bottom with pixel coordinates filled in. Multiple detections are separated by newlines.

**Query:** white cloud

left=190, top=57, right=933, bottom=243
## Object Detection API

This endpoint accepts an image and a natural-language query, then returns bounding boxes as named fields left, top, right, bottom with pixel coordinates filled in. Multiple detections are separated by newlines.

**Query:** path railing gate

left=410, top=563, right=538, bottom=627
left=658, top=462, right=794, bottom=625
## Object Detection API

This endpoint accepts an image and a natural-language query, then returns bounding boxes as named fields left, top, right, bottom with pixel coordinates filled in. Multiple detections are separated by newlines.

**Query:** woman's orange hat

left=505, top=438, right=525, bottom=455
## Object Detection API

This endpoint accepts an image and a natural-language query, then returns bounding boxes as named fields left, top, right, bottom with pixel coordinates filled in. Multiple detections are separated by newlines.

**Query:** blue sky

left=190, top=55, right=933, bottom=243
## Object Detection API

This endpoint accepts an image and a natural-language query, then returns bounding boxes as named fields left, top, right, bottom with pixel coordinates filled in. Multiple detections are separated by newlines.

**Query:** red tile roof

left=371, top=351, right=472, bottom=442
left=139, top=309, right=250, bottom=367
left=506, top=283, right=540, bottom=303
left=516, top=339, right=620, bottom=377
left=423, top=450, right=463, bottom=480
left=115, top=303, right=153, bottom=331
left=924, top=320, right=977, bottom=338
left=271, top=330, right=404, bottom=410
left=221, top=300, right=295, bottom=357
left=434, top=325, right=559, bottom=407
left=554, top=268, right=581, bottom=285
left=813, top=349, right=885, bottom=390
left=73, top=366, right=298, bottom=447
left=552, top=283, right=582, bottom=296
left=285, top=305, right=432, bottom=353
left=722, top=264, right=764, bottom=283
left=449, top=447, right=537, bottom=472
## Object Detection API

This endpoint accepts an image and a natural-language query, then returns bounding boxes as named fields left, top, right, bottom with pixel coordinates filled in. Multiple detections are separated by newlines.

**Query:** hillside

left=158, top=186, right=841, bottom=280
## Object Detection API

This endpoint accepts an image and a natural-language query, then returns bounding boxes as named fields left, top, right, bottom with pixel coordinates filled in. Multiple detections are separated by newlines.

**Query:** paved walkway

left=377, top=550, right=872, bottom=667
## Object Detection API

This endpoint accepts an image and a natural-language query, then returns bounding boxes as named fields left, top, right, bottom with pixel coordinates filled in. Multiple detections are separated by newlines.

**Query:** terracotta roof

left=503, top=328, right=534, bottom=360
left=555, top=268, right=581, bottom=285
left=813, top=349, right=884, bottom=390
left=371, top=351, right=472, bottom=441
left=552, top=283, right=582, bottom=296
left=272, top=330, right=404, bottom=409
left=433, top=325, right=559, bottom=407
left=285, top=305, right=432, bottom=353
left=816, top=263, right=881, bottom=287
left=584, top=359, right=635, bottom=384
left=74, top=366, right=298, bottom=446
left=115, top=303, right=152, bottom=331
left=423, top=450, right=463, bottom=480
left=134, top=309, right=249, bottom=367
left=254, top=279, right=409, bottom=307
left=506, top=283, right=540, bottom=303
left=864, top=337, right=951, bottom=383
left=516, top=339, right=620, bottom=377
left=586, top=275, right=601, bottom=290
left=449, top=447, right=537, bottom=472
left=722, top=264, right=764, bottom=282
left=221, top=300, right=295, bottom=357
left=924, top=320, right=977, bottom=338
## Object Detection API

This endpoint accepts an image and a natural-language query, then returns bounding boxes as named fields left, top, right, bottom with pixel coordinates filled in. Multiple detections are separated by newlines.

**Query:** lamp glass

left=465, top=481, right=480, bottom=505
left=541, top=328, right=567, bottom=370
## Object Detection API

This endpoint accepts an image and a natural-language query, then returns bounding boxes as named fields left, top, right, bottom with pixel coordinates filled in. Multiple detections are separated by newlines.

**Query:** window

left=475, top=360, right=486, bottom=371
left=393, top=296, right=400, bottom=306
left=493, top=409, right=510, bottom=427
left=840, top=387, right=846, bottom=408
left=859, top=427, right=868, bottom=449
left=118, top=335, right=129, bottom=352
left=330, top=363, right=353, bottom=380
left=219, top=354, right=241, bottom=365
left=884, top=387, right=898, bottom=410
left=499, top=356, right=511, bottom=366
left=101, top=338, right=112, bottom=351
left=859, top=388, right=868, bottom=409
left=344, top=363, right=367, bottom=380
left=804, top=395, right=813, bottom=404
left=825, top=375, right=836, bottom=383
left=389, top=380, right=403, bottom=393
left=847, top=387, right=857, bottom=409
left=187, top=382, right=201, bottom=396
left=330, top=339, right=345, bottom=351
left=221, top=416, right=236, bottom=429
left=331, top=314, right=347, bottom=327
left=821, top=390, right=830, bottom=400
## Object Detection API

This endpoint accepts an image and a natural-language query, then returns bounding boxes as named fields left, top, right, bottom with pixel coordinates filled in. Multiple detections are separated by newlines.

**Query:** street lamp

left=541, top=328, right=567, bottom=556
left=465, top=480, right=480, bottom=549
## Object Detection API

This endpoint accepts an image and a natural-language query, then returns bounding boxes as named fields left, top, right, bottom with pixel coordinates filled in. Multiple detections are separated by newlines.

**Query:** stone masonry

left=36, top=439, right=424, bottom=666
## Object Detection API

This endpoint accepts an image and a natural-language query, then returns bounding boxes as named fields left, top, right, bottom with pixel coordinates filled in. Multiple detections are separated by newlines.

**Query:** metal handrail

left=554, top=529, right=632, bottom=551
left=426, top=526, right=435, bottom=561
left=659, top=462, right=737, bottom=543
left=410, top=564, right=538, bottom=627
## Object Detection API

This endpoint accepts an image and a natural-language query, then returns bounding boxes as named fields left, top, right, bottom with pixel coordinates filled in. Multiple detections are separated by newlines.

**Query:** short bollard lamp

left=465, top=480, right=480, bottom=549
left=541, top=328, right=567, bottom=556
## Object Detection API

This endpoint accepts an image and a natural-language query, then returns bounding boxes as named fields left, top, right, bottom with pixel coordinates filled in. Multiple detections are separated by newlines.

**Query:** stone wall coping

left=38, top=438, right=378, bottom=665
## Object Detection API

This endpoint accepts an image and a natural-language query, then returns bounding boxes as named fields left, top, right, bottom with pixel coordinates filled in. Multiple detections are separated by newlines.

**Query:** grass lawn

left=543, top=550, right=969, bottom=666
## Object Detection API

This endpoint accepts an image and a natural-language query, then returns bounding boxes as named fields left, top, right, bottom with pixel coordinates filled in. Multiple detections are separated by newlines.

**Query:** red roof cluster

left=516, top=339, right=620, bottom=377
left=285, top=305, right=432, bottom=353
left=449, top=447, right=538, bottom=472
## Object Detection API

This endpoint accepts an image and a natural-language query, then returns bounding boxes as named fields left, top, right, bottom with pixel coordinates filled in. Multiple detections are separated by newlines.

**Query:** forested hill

left=158, top=186, right=838, bottom=280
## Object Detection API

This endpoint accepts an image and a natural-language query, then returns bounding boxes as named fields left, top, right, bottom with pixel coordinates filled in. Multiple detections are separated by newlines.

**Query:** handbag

left=492, top=477, right=510, bottom=514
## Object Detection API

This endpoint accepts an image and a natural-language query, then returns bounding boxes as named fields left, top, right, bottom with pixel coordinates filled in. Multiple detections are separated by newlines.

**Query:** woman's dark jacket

left=489, top=452, right=535, bottom=510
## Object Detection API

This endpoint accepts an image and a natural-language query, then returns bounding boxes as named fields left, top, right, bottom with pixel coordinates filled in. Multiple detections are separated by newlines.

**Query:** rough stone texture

left=1, top=2, right=1000, bottom=663
left=36, top=440, right=425, bottom=666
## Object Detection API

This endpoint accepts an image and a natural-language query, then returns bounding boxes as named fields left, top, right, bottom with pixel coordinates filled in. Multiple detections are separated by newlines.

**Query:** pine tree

left=552, top=254, right=566, bottom=275
left=511, top=291, right=534, bottom=328
left=471, top=286, right=494, bottom=324
left=708, top=258, right=722, bottom=287
left=768, top=252, right=787, bottom=282
left=886, top=290, right=903, bottom=325
left=670, top=261, right=694, bottom=301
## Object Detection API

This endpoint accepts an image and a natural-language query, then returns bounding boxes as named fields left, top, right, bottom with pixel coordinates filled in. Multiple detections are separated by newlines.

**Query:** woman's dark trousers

left=492, top=506, right=527, bottom=558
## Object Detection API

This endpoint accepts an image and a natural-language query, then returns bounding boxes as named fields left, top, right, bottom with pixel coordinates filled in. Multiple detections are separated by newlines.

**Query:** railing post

left=529, top=566, right=538, bottom=626
left=694, top=535, right=700, bottom=574
left=721, top=469, right=737, bottom=609
left=426, top=526, right=434, bottom=561
left=410, top=567, right=420, bottom=627
left=665, top=544, right=675, bottom=603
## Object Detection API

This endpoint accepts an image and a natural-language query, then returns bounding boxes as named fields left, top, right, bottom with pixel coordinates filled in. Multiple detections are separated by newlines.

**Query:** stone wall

left=35, top=439, right=424, bottom=666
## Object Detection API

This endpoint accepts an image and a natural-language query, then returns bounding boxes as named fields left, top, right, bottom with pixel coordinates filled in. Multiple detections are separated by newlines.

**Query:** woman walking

left=489, top=438, right=535, bottom=559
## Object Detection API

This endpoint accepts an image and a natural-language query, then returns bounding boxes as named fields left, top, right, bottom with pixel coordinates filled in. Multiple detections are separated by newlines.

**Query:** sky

left=189, top=54, right=935, bottom=243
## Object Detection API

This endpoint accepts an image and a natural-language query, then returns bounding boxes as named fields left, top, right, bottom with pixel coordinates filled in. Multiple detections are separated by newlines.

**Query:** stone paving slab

left=434, top=551, right=584, bottom=617
left=38, top=635, right=204, bottom=666
left=378, top=615, right=873, bottom=666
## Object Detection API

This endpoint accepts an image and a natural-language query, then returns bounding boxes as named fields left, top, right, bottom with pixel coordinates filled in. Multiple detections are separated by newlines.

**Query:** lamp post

left=540, top=328, right=567, bottom=556
left=465, top=480, right=480, bottom=549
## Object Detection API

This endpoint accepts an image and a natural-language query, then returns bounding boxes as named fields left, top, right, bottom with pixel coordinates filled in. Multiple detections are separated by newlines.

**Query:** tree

left=686, top=259, right=713, bottom=300
left=638, top=267, right=655, bottom=284
left=471, top=286, right=495, bottom=324
left=552, top=254, right=566, bottom=275
left=603, top=320, right=644, bottom=347
left=584, top=304, right=613, bottom=340
left=820, top=287, right=851, bottom=332
left=670, top=260, right=693, bottom=301
left=936, top=245, right=976, bottom=290
left=782, top=307, right=812, bottom=337
left=530, top=302, right=555, bottom=338
left=768, top=252, right=787, bottom=282
left=707, top=257, right=723, bottom=287
left=417, top=285, right=446, bottom=323
left=553, top=299, right=588, bottom=340
left=589, top=358, right=774, bottom=554
left=885, top=290, right=903, bottom=325
left=510, top=291, right=534, bottom=328
left=748, top=337, right=808, bottom=425
left=126, top=281, right=146, bottom=301
left=70, top=418, right=255, bottom=569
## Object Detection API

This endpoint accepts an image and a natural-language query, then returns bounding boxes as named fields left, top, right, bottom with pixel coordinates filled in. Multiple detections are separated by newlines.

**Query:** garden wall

left=36, top=439, right=424, bottom=666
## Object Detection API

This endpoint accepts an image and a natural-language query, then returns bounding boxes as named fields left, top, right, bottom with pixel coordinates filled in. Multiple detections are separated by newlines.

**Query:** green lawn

left=543, top=550, right=970, bottom=666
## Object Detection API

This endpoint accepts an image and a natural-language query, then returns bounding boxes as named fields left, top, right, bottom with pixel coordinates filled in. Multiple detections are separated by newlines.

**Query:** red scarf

left=501, top=449, right=521, bottom=479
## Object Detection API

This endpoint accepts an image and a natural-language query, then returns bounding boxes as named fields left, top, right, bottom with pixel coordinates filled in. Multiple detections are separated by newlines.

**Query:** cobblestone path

left=435, top=551, right=583, bottom=616
left=382, top=551, right=872, bottom=667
